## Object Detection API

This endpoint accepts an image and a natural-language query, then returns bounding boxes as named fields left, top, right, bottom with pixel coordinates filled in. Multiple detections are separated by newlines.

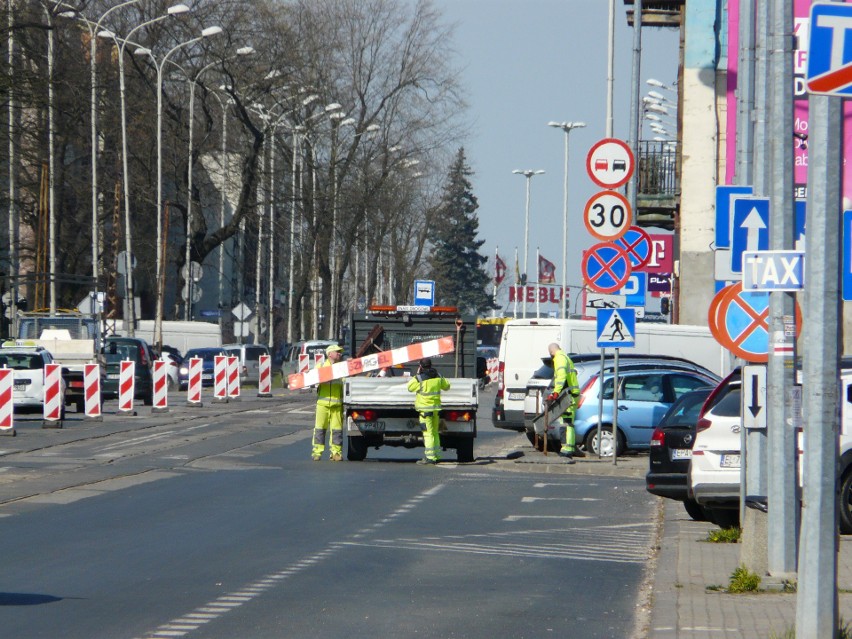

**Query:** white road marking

left=95, top=431, right=176, bottom=452
left=521, top=496, right=600, bottom=502
left=504, top=515, right=594, bottom=521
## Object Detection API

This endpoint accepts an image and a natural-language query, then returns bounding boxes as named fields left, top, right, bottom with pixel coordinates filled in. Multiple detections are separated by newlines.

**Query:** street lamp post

left=134, top=24, right=223, bottom=350
left=98, top=4, right=190, bottom=336
left=327, top=109, right=355, bottom=340
left=208, top=90, right=231, bottom=337
left=548, top=121, right=586, bottom=319
left=512, top=169, right=545, bottom=319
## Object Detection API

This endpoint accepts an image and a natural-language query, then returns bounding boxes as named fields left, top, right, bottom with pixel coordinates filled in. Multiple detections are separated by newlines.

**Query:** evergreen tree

left=429, top=148, right=493, bottom=314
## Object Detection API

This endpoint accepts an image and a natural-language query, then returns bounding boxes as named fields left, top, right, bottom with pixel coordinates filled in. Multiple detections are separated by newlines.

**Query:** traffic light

left=661, top=296, right=670, bottom=315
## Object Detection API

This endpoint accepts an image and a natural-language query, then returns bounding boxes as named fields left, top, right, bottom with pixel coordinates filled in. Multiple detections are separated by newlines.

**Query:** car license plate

left=720, top=454, right=741, bottom=468
left=671, top=448, right=692, bottom=460
left=359, top=421, right=385, bottom=432
left=107, top=374, right=120, bottom=380
left=202, top=374, right=213, bottom=380
left=508, top=392, right=525, bottom=401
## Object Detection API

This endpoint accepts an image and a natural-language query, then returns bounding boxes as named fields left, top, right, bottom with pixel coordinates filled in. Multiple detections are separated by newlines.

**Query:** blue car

left=573, top=367, right=721, bottom=457
left=178, top=347, right=228, bottom=390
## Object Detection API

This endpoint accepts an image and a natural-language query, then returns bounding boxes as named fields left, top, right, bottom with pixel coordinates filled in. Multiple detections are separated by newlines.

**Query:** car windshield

left=0, top=353, right=44, bottom=370
left=659, top=389, right=712, bottom=427
left=185, top=349, right=224, bottom=363
left=104, top=342, right=139, bottom=363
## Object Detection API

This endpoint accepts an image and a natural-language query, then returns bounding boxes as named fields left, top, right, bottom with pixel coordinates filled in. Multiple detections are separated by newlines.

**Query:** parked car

left=281, top=340, right=338, bottom=386
left=0, top=341, right=65, bottom=412
left=645, top=387, right=715, bottom=521
left=222, top=343, right=270, bottom=385
left=571, top=366, right=721, bottom=457
left=523, top=354, right=720, bottom=451
left=102, top=336, right=156, bottom=405
left=687, top=369, right=742, bottom=528
left=178, top=347, right=228, bottom=389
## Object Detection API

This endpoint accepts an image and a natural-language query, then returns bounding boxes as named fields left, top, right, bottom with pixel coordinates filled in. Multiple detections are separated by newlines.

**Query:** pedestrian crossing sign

left=596, top=308, right=636, bottom=348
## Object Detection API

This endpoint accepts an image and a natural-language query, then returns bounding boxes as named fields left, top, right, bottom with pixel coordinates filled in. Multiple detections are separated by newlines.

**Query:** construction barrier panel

left=118, top=360, right=136, bottom=415
left=186, top=357, right=203, bottom=406
left=43, top=362, right=63, bottom=428
left=227, top=355, right=240, bottom=400
left=258, top=354, right=272, bottom=397
left=287, top=336, right=455, bottom=390
left=152, top=359, right=169, bottom=413
left=298, top=354, right=309, bottom=374
left=0, top=368, right=15, bottom=436
left=84, top=363, right=102, bottom=420
left=213, top=355, right=228, bottom=403
left=314, top=353, right=325, bottom=368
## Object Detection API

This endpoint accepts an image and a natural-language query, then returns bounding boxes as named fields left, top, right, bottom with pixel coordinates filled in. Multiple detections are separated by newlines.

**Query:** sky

left=429, top=0, right=680, bottom=313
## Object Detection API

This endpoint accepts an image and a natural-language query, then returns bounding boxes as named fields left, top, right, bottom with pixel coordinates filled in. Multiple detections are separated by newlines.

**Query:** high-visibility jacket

left=552, top=349, right=580, bottom=411
left=407, top=371, right=451, bottom=411
left=316, top=360, right=343, bottom=406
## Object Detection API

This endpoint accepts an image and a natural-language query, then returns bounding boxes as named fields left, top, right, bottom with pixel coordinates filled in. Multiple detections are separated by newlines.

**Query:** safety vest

left=552, top=349, right=581, bottom=407
left=316, top=360, right=343, bottom=406
left=407, top=372, right=451, bottom=411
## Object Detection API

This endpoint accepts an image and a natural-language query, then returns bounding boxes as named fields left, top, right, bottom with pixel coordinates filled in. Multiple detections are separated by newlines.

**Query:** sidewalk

left=648, top=498, right=852, bottom=638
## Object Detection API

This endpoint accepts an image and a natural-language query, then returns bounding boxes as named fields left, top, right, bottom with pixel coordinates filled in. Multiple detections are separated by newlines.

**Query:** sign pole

left=612, top=347, right=619, bottom=467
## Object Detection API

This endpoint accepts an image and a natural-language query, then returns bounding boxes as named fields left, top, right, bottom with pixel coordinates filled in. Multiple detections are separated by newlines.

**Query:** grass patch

left=705, top=527, right=742, bottom=543
left=769, top=618, right=852, bottom=638
left=728, top=564, right=761, bottom=593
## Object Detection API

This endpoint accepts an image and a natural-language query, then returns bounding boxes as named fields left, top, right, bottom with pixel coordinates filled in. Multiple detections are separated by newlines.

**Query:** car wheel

left=839, top=469, right=852, bottom=534
left=584, top=426, right=624, bottom=457
left=707, top=507, right=740, bottom=529
left=683, top=498, right=708, bottom=522
left=347, top=435, right=367, bottom=461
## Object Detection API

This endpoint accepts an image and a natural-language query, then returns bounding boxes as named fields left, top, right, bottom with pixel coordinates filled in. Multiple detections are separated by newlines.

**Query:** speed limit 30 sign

left=583, top=190, right=632, bottom=241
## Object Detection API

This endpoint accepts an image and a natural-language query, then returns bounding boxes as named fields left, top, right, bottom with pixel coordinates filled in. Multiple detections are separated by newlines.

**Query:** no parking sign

left=582, top=243, right=633, bottom=294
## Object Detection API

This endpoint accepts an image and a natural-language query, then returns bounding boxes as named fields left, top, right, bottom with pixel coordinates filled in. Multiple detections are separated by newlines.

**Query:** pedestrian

left=312, top=344, right=345, bottom=462
left=407, top=357, right=450, bottom=465
left=546, top=342, right=582, bottom=463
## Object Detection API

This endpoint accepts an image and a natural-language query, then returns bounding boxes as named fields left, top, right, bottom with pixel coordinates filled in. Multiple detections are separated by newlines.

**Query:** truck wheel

left=840, top=469, right=852, bottom=534
left=347, top=435, right=367, bottom=461
left=455, top=438, right=474, bottom=463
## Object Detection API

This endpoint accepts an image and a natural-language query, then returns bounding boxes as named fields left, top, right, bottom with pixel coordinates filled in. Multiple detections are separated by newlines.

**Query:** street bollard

left=0, top=368, right=15, bottom=436
left=258, top=354, right=272, bottom=398
left=213, top=355, right=229, bottom=403
left=118, top=360, right=136, bottom=416
left=227, top=355, right=241, bottom=401
left=83, top=363, right=102, bottom=421
left=43, top=363, right=64, bottom=428
left=152, top=359, right=169, bottom=413
left=186, top=357, right=203, bottom=407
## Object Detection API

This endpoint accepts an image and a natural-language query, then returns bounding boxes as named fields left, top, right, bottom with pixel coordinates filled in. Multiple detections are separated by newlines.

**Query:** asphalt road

left=0, top=388, right=657, bottom=639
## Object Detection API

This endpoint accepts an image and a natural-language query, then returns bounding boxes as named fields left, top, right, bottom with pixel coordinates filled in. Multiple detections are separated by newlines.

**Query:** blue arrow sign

left=715, top=185, right=753, bottom=249
left=596, top=308, right=636, bottom=349
left=731, top=197, right=770, bottom=273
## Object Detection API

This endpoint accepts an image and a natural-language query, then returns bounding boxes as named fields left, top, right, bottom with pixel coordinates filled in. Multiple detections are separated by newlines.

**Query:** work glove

left=547, top=392, right=559, bottom=402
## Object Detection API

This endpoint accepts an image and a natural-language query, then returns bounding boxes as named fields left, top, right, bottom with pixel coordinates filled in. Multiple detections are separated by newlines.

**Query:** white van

left=491, top=318, right=732, bottom=431
left=111, top=320, right=222, bottom=355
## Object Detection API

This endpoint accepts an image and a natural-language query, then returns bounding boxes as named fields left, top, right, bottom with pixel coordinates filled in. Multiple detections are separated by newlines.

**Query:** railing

left=636, top=140, right=680, bottom=199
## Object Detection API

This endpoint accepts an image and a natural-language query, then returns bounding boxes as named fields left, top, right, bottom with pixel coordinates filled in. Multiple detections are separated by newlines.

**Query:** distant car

left=688, top=369, right=742, bottom=529
left=0, top=342, right=65, bottom=412
left=522, top=354, right=720, bottom=450
left=178, top=347, right=228, bottom=389
left=102, top=337, right=156, bottom=405
left=281, top=340, right=339, bottom=386
left=645, top=387, right=715, bottom=521
left=222, top=343, right=270, bottom=385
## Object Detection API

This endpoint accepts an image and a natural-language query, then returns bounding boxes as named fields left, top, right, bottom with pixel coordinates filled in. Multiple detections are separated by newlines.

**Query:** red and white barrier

left=0, top=368, right=14, bottom=436
left=486, top=357, right=499, bottom=384
left=298, top=354, right=310, bottom=374
left=118, top=360, right=136, bottom=414
left=288, top=336, right=456, bottom=390
left=186, top=356, right=203, bottom=406
left=42, top=363, right=63, bottom=428
left=152, top=359, right=169, bottom=413
left=84, top=363, right=102, bottom=420
left=227, top=355, right=240, bottom=400
left=314, top=353, right=325, bottom=368
left=258, top=354, right=272, bottom=397
left=213, top=355, right=229, bottom=402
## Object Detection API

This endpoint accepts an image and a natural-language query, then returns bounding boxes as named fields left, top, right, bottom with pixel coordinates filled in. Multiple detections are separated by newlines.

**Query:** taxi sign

left=742, top=251, right=805, bottom=291
left=1, top=340, right=39, bottom=349
left=586, top=138, right=635, bottom=189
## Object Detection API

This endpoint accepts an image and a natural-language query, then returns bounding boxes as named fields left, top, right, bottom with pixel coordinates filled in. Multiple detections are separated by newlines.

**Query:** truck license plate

left=720, top=454, right=741, bottom=468
left=13, top=384, right=25, bottom=391
left=508, top=392, right=525, bottom=401
left=359, top=421, right=385, bottom=432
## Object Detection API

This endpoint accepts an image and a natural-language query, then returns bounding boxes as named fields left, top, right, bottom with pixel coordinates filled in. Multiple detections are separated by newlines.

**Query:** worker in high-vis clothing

left=312, top=344, right=344, bottom=462
left=407, top=358, right=451, bottom=465
left=546, top=342, right=581, bottom=464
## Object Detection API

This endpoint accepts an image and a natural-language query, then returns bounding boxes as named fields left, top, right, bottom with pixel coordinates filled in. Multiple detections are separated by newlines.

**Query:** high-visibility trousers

left=558, top=415, right=576, bottom=455
left=418, top=410, right=441, bottom=462
left=313, top=403, right=343, bottom=457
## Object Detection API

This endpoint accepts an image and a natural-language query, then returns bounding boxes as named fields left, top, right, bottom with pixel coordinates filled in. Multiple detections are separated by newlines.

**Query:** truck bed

left=344, top=377, right=478, bottom=407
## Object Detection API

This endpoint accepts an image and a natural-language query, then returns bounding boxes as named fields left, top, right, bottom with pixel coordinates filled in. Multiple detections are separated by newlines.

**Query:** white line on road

left=521, top=496, right=600, bottom=502
left=504, top=515, right=594, bottom=521
left=533, top=482, right=599, bottom=488
left=95, top=431, right=176, bottom=452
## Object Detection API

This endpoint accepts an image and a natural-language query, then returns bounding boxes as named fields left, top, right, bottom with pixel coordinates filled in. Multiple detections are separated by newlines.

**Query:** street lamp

left=511, top=169, right=545, bottom=319
left=98, top=3, right=191, bottom=335
left=548, top=120, right=586, bottom=319
left=133, top=24, right=223, bottom=348
left=646, top=78, right=675, bottom=92
left=53, top=0, right=143, bottom=308
left=183, top=46, right=254, bottom=323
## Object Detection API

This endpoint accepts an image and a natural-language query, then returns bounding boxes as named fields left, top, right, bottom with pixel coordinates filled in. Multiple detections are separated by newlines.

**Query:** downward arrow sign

left=749, top=374, right=762, bottom=418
